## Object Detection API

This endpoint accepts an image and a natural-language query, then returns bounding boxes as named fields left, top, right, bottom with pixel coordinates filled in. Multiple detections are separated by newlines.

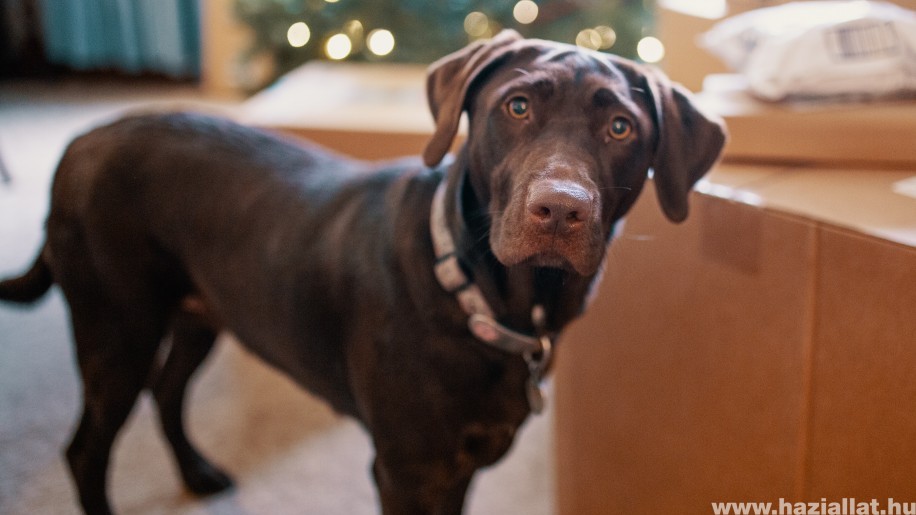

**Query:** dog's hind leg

left=150, top=312, right=233, bottom=495
left=64, top=302, right=167, bottom=515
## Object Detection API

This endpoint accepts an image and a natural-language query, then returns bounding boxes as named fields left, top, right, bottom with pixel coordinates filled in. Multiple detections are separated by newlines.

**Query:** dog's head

left=424, top=30, right=726, bottom=277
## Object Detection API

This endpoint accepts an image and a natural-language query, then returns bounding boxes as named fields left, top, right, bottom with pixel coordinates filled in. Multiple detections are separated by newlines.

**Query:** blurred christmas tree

left=234, top=0, right=656, bottom=89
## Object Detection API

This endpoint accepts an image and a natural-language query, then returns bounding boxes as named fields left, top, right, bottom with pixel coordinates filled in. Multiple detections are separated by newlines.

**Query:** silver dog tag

left=526, top=376, right=545, bottom=414
left=524, top=318, right=552, bottom=415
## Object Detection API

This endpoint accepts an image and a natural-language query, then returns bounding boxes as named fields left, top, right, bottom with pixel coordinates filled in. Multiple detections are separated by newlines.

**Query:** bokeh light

left=367, top=29, right=395, bottom=56
left=595, top=25, right=616, bottom=49
left=575, top=29, right=602, bottom=50
left=464, top=11, right=490, bottom=37
left=637, top=36, right=665, bottom=63
left=513, top=1, right=539, bottom=24
left=286, top=22, right=310, bottom=48
left=325, top=33, right=352, bottom=60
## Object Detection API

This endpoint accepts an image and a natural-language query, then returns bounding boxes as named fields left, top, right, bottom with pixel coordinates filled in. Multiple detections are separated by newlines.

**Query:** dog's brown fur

left=0, top=31, right=725, bottom=514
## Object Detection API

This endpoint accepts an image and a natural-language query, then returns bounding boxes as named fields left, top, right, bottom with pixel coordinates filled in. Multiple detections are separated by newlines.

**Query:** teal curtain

left=41, top=0, right=200, bottom=78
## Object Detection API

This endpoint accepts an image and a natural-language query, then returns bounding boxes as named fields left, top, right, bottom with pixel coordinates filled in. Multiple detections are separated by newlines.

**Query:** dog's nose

left=526, top=180, right=594, bottom=233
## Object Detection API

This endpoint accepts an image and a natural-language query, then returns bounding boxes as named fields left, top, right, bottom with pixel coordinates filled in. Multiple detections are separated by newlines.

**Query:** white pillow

left=701, top=1, right=916, bottom=100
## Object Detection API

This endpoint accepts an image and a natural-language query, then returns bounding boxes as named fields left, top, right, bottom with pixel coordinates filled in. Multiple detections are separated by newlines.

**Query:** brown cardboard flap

left=699, top=166, right=916, bottom=249
left=698, top=75, right=916, bottom=169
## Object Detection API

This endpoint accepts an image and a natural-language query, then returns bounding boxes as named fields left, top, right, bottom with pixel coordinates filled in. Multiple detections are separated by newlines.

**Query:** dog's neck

left=436, top=157, right=599, bottom=341
left=431, top=180, right=548, bottom=355
left=432, top=156, right=603, bottom=414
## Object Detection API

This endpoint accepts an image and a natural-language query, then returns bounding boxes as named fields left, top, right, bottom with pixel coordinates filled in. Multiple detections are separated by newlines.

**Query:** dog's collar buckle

left=468, top=313, right=540, bottom=355
left=524, top=332, right=552, bottom=415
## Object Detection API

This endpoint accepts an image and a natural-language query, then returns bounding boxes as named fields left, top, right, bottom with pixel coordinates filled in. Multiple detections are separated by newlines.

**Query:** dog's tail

left=0, top=247, right=54, bottom=304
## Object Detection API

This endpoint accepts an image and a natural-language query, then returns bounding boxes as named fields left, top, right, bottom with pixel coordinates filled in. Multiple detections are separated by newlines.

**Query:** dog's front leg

left=434, top=476, right=473, bottom=515
left=372, top=456, right=473, bottom=515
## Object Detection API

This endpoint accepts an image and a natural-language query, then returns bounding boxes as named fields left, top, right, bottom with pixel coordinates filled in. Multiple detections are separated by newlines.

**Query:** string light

left=513, top=1, right=538, bottom=24
left=344, top=20, right=364, bottom=39
left=595, top=25, right=616, bottom=49
left=251, top=2, right=654, bottom=80
left=367, top=29, right=395, bottom=56
left=637, top=36, right=665, bottom=63
left=575, top=29, right=602, bottom=50
left=286, top=22, right=311, bottom=48
left=464, top=11, right=490, bottom=37
left=325, top=33, right=352, bottom=60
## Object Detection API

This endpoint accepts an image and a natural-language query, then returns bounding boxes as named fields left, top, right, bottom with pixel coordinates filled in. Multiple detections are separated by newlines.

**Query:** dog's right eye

left=506, top=96, right=530, bottom=120
left=608, top=116, right=633, bottom=141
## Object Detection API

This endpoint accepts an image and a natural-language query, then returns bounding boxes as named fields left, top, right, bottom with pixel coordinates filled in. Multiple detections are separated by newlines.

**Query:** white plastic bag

left=701, top=1, right=916, bottom=100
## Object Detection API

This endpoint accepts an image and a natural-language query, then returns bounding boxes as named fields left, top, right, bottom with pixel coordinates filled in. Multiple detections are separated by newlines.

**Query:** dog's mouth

left=521, top=251, right=575, bottom=272
left=488, top=206, right=608, bottom=276
left=491, top=232, right=606, bottom=277
left=490, top=214, right=606, bottom=276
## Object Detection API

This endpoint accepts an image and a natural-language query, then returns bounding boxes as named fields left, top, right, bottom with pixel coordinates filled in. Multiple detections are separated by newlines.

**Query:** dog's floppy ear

left=643, top=66, right=727, bottom=222
left=423, top=30, right=523, bottom=167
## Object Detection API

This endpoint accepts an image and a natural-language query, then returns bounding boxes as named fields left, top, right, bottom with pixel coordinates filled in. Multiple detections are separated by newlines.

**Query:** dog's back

left=7, top=112, right=439, bottom=413
left=0, top=110, right=455, bottom=513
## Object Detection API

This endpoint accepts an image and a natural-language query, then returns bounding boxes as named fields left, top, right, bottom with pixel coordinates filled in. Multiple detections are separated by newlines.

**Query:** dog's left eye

left=506, top=96, right=530, bottom=119
left=608, top=117, right=633, bottom=140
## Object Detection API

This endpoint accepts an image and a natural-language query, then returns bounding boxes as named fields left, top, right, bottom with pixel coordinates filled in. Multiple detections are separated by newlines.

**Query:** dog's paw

left=181, top=459, right=235, bottom=495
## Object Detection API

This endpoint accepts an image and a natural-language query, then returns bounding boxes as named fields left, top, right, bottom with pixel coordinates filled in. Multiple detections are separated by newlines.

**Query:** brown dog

left=0, top=31, right=725, bottom=514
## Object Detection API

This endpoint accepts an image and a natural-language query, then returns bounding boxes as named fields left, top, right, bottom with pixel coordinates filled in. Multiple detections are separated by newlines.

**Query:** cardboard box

left=660, top=0, right=916, bottom=169
left=243, top=59, right=916, bottom=172
left=240, top=62, right=435, bottom=160
left=656, top=0, right=730, bottom=92
left=554, top=164, right=916, bottom=514
left=200, top=0, right=254, bottom=97
left=697, top=75, right=916, bottom=169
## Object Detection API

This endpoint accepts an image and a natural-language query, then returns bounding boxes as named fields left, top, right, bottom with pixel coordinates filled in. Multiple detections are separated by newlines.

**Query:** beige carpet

left=0, top=79, right=555, bottom=515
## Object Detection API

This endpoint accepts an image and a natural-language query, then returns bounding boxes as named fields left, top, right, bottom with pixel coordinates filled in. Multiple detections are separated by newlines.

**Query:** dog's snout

left=526, top=180, right=593, bottom=233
